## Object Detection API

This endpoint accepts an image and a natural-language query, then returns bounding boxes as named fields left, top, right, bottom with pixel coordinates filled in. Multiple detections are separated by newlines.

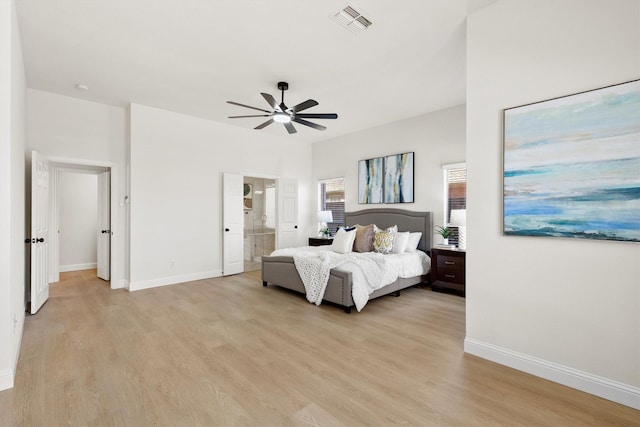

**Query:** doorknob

left=36, top=237, right=44, bottom=243
left=225, top=228, right=230, bottom=232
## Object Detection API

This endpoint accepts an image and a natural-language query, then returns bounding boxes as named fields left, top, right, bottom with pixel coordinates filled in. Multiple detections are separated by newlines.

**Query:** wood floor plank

left=0, top=269, right=637, bottom=426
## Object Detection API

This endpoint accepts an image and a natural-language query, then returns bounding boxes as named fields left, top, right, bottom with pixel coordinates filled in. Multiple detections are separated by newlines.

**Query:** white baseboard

left=464, top=337, right=640, bottom=410
left=13, top=310, right=24, bottom=369
left=1, top=307, right=26, bottom=392
left=112, top=279, right=129, bottom=290
left=129, top=270, right=222, bottom=292
left=59, top=262, right=97, bottom=272
left=0, top=369, right=13, bottom=391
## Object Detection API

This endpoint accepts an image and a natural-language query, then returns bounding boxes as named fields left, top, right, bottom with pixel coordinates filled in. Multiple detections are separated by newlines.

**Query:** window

left=442, top=163, right=467, bottom=246
left=318, top=178, right=345, bottom=235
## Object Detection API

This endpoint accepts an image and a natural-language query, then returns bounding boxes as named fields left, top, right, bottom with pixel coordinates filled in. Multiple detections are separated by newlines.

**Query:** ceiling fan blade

left=293, top=117, right=327, bottom=131
left=261, top=93, right=282, bottom=112
left=283, top=122, right=297, bottom=134
left=255, top=119, right=274, bottom=129
left=291, top=99, right=318, bottom=113
left=295, top=113, right=338, bottom=119
left=228, top=114, right=271, bottom=118
left=227, top=101, right=271, bottom=113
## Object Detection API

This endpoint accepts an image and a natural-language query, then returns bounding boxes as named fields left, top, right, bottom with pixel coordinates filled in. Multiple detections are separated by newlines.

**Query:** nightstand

left=430, top=247, right=465, bottom=296
left=308, top=237, right=333, bottom=246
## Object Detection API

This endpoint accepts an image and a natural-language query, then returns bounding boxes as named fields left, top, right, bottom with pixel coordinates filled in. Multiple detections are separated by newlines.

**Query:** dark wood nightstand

left=430, top=247, right=465, bottom=296
left=308, top=237, right=333, bottom=246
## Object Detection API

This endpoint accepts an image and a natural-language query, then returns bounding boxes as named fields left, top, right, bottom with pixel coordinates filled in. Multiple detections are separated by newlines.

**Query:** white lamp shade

left=317, top=210, right=333, bottom=223
left=449, top=209, right=466, bottom=227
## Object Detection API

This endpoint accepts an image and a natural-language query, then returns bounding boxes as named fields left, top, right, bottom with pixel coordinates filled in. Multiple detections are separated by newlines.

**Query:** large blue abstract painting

left=358, top=157, right=383, bottom=203
left=503, top=79, right=640, bottom=242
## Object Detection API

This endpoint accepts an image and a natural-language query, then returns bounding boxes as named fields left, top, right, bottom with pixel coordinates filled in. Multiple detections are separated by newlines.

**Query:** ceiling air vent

left=332, top=4, right=373, bottom=33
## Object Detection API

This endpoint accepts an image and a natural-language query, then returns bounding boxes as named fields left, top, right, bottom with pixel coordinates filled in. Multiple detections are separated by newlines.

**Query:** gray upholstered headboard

left=344, top=209, right=433, bottom=252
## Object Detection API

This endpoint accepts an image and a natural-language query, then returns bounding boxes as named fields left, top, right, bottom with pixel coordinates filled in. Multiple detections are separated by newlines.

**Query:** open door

left=276, top=178, right=298, bottom=249
left=222, top=173, right=243, bottom=276
left=30, top=151, right=50, bottom=314
left=97, top=171, right=111, bottom=281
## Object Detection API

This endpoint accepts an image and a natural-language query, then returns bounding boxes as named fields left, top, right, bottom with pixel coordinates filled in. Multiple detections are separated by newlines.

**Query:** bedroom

left=1, top=0, right=638, bottom=423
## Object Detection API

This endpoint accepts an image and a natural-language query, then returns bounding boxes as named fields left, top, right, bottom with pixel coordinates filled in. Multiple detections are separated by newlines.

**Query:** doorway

left=223, top=173, right=298, bottom=276
left=49, top=163, right=111, bottom=284
left=243, top=176, right=276, bottom=272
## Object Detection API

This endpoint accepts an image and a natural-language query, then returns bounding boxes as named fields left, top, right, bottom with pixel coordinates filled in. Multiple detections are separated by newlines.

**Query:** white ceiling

left=16, top=0, right=496, bottom=142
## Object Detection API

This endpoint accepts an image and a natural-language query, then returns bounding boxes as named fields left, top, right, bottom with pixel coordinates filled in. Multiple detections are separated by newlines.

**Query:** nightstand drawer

left=437, top=255, right=464, bottom=270
left=436, top=267, right=465, bottom=285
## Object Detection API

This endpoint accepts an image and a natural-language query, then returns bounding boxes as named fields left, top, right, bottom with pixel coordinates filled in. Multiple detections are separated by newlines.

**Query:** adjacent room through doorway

left=243, top=176, right=275, bottom=272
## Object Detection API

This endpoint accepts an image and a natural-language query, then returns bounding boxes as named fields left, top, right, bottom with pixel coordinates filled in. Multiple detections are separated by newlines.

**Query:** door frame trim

left=48, top=156, right=119, bottom=289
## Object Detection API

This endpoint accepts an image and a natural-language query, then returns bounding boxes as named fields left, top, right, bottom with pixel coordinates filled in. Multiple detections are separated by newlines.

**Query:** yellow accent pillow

left=373, top=225, right=397, bottom=254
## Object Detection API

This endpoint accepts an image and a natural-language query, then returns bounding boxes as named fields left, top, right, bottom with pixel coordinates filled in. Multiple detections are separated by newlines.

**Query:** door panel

left=97, top=171, right=111, bottom=280
left=30, top=151, right=50, bottom=314
left=223, top=173, right=244, bottom=276
left=277, top=178, right=298, bottom=249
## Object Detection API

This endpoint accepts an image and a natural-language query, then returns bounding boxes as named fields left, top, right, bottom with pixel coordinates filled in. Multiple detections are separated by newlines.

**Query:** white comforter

left=270, top=247, right=431, bottom=311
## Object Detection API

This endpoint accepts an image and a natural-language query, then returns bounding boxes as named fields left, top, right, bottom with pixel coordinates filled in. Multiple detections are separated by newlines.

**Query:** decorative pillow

left=337, top=225, right=356, bottom=234
left=392, top=232, right=410, bottom=254
left=373, top=225, right=397, bottom=254
left=331, top=228, right=357, bottom=254
left=405, top=232, right=422, bottom=252
left=353, top=224, right=375, bottom=253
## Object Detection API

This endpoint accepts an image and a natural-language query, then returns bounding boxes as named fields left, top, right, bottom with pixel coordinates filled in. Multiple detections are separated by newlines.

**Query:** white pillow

left=405, top=232, right=422, bottom=252
left=331, top=228, right=357, bottom=254
left=392, top=232, right=410, bottom=254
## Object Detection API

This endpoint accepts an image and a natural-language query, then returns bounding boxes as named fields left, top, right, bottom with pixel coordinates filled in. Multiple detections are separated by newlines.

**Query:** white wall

left=312, top=105, right=466, bottom=247
left=58, top=172, right=97, bottom=271
left=26, top=89, right=127, bottom=287
left=129, top=104, right=313, bottom=290
left=0, top=0, right=26, bottom=391
left=465, top=0, right=640, bottom=409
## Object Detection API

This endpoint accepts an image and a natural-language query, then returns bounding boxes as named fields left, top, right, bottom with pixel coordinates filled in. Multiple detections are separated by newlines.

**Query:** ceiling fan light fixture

left=227, top=82, right=337, bottom=134
left=273, top=112, right=292, bottom=123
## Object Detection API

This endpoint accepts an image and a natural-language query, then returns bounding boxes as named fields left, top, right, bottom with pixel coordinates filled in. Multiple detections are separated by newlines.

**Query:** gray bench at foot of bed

left=261, top=255, right=429, bottom=313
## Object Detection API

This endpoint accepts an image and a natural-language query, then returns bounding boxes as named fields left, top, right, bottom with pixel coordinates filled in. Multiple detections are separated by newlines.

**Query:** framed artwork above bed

left=358, top=157, right=383, bottom=204
left=359, top=152, right=414, bottom=204
left=384, top=152, right=414, bottom=203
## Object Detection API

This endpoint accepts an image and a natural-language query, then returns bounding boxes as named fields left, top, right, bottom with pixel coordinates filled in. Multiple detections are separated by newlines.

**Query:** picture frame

left=503, top=79, right=640, bottom=242
left=358, top=157, right=383, bottom=204
left=384, top=152, right=414, bottom=203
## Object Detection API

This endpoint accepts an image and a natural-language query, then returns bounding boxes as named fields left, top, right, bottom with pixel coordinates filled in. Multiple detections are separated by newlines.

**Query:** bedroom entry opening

left=243, top=176, right=276, bottom=272
left=49, top=163, right=112, bottom=284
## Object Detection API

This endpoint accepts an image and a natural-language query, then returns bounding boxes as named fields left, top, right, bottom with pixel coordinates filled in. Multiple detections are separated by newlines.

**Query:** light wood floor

left=0, top=270, right=637, bottom=426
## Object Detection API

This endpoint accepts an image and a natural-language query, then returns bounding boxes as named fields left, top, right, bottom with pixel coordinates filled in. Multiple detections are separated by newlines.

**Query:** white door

left=97, top=171, right=111, bottom=281
left=30, top=151, right=50, bottom=314
left=276, top=178, right=298, bottom=249
left=223, top=173, right=244, bottom=276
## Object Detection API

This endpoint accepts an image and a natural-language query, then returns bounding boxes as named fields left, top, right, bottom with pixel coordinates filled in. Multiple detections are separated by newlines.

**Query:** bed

left=261, top=208, right=432, bottom=313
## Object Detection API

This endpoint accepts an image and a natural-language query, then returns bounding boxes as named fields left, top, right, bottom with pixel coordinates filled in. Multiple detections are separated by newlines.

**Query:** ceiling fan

left=227, top=82, right=338, bottom=134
